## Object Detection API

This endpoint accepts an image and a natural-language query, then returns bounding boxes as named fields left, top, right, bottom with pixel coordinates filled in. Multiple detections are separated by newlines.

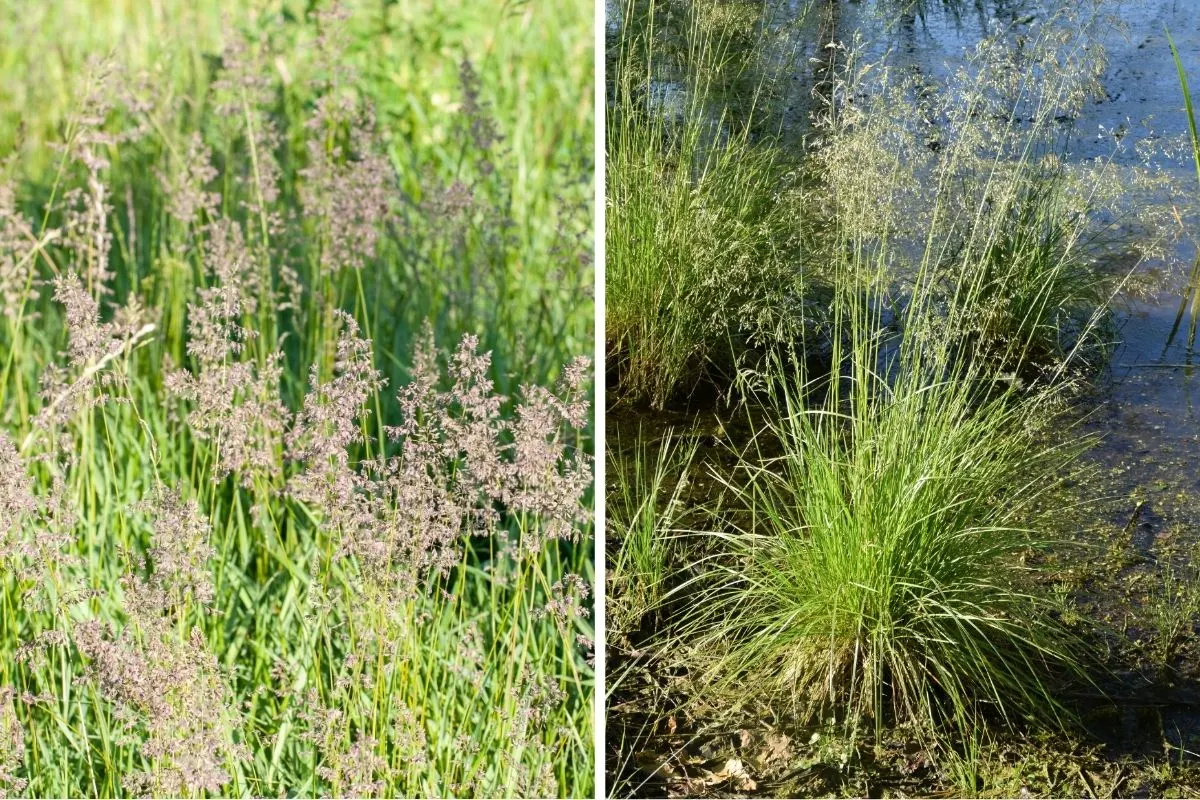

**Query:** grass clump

left=0, top=2, right=593, bottom=798
left=684, top=338, right=1088, bottom=740
left=653, top=3, right=1140, bottom=748
left=943, top=174, right=1116, bottom=374
left=606, top=0, right=814, bottom=408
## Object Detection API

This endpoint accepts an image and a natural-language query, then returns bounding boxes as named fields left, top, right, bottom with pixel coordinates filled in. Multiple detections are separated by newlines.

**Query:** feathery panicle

left=0, top=687, right=25, bottom=799
left=0, top=183, right=36, bottom=320
left=158, top=132, right=218, bottom=228
left=0, top=433, right=34, bottom=549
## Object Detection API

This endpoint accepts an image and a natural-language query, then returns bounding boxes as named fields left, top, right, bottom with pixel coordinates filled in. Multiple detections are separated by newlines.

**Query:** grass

left=677, top=300, right=1091, bottom=742
left=606, top=427, right=697, bottom=644
left=0, top=1, right=593, bottom=798
left=604, top=5, right=1164, bottom=789
left=943, top=173, right=1116, bottom=375
left=605, top=0, right=815, bottom=408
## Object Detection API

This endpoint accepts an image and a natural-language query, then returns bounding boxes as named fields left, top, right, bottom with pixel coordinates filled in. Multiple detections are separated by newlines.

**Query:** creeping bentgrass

left=631, top=4, right=1133, bottom=752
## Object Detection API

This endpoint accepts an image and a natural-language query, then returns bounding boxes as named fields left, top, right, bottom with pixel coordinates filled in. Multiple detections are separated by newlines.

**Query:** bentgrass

left=679, top=333, right=1090, bottom=742
left=605, top=0, right=815, bottom=408
left=0, top=2, right=594, bottom=798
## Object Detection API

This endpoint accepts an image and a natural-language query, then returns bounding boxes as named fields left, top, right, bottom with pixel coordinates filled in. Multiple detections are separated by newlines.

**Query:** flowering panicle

left=0, top=182, right=37, bottom=320
left=501, top=357, right=592, bottom=554
left=458, top=59, right=501, bottom=158
left=285, top=312, right=385, bottom=556
left=316, top=734, right=389, bottom=798
left=73, top=619, right=243, bottom=798
left=300, top=135, right=393, bottom=275
left=298, top=684, right=394, bottom=799
left=0, top=433, right=34, bottom=554
left=51, top=58, right=152, bottom=295
left=211, top=27, right=284, bottom=236
left=69, top=486, right=234, bottom=799
left=298, top=22, right=393, bottom=279
left=167, top=356, right=288, bottom=487
left=158, top=132, right=218, bottom=227
left=130, top=488, right=216, bottom=608
left=287, top=311, right=384, bottom=466
left=284, top=322, right=591, bottom=615
left=35, top=273, right=149, bottom=430
left=535, top=573, right=591, bottom=627
left=165, top=222, right=288, bottom=485
left=57, top=177, right=114, bottom=296
left=0, top=687, right=25, bottom=798
left=498, top=670, right=565, bottom=798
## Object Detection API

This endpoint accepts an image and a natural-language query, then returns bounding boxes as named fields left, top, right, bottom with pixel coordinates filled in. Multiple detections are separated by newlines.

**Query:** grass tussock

left=606, top=0, right=814, bottom=408
left=681, top=324, right=1090, bottom=740
left=0, top=2, right=593, bottom=798
left=606, top=4, right=1200, bottom=785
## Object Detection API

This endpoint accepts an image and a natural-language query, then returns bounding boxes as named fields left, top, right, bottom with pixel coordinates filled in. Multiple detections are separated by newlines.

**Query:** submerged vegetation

left=0, top=1, right=593, bottom=797
left=607, top=0, right=1200, bottom=796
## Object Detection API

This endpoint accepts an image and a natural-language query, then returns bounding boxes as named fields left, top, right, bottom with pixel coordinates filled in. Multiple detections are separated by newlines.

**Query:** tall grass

left=609, top=5, right=1151, bottom=766
left=0, top=2, right=593, bottom=798
left=605, top=0, right=815, bottom=408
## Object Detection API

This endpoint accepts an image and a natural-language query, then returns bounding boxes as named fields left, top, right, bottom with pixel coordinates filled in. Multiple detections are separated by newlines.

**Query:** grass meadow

left=0, top=0, right=594, bottom=797
left=606, top=0, right=1200, bottom=796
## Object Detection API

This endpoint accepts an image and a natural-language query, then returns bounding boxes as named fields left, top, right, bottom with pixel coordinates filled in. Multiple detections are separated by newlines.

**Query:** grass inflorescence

left=0, top=1, right=594, bottom=798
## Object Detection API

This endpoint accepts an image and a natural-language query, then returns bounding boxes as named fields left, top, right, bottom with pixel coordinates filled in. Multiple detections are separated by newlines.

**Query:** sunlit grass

left=0, top=1, right=594, bottom=797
